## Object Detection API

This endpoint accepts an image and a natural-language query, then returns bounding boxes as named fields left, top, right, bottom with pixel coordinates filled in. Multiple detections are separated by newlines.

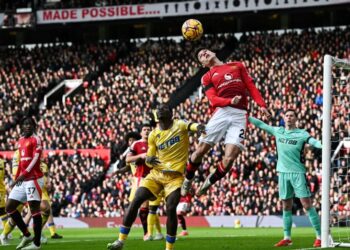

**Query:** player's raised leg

left=197, top=143, right=241, bottom=196
left=181, top=142, right=211, bottom=196
left=107, top=187, right=155, bottom=250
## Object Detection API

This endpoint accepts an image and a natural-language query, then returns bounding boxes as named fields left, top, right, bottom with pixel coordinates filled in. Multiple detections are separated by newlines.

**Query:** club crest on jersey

left=224, top=73, right=233, bottom=80
left=25, top=142, right=30, bottom=147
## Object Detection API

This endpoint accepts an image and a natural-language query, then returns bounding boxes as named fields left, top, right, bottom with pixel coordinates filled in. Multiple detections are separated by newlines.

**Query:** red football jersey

left=201, top=62, right=266, bottom=112
left=129, top=139, right=151, bottom=178
left=180, top=193, right=192, bottom=203
left=17, top=134, right=43, bottom=181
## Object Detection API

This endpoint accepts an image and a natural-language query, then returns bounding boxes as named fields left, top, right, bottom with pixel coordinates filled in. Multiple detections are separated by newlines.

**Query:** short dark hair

left=141, top=121, right=151, bottom=129
left=193, top=47, right=206, bottom=64
left=21, top=117, right=36, bottom=127
left=125, top=132, right=141, bottom=142
left=284, top=109, right=297, bottom=116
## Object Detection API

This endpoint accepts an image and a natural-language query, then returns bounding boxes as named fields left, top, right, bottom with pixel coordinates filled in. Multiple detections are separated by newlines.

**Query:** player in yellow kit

left=107, top=103, right=205, bottom=250
left=0, top=156, right=9, bottom=245
left=0, top=151, right=21, bottom=245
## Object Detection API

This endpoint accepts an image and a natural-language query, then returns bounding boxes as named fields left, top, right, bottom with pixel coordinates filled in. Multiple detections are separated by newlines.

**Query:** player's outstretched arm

left=307, top=137, right=322, bottom=149
left=248, top=116, right=276, bottom=135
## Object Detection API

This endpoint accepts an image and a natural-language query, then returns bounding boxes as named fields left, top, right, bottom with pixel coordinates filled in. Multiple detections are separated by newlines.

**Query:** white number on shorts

left=27, top=187, right=36, bottom=195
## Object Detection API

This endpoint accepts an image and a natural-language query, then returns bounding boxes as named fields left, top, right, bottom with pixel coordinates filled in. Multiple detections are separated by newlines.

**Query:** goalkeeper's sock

left=155, top=214, right=162, bottom=233
left=147, top=211, right=156, bottom=236
left=185, top=159, right=201, bottom=180
left=118, top=226, right=130, bottom=242
left=0, top=213, right=8, bottom=229
left=209, top=162, right=227, bottom=184
left=165, top=235, right=176, bottom=250
left=283, top=210, right=292, bottom=240
left=3, top=219, right=15, bottom=236
left=139, top=207, right=149, bottom=236
left=306, top=207, right=321, bottom=239
left=48, top=222, right=56, bottom=236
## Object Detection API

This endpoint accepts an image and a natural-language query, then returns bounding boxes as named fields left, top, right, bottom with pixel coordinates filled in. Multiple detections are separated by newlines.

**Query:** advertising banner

left=36, top=0, right=350, bottom=24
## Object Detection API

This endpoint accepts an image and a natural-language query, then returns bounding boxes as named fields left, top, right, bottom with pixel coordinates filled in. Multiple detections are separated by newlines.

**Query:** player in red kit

left=177, top=193, right=192, bottom=236
left=6, top=117, right=44, bottom=249
left=182, top=48, right=271, bottom=197
left=125, top=123, right=152, bottom=241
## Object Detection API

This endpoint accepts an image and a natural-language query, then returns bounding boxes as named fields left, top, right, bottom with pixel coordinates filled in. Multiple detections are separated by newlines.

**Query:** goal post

left=322, top=55, right=350, bottom=248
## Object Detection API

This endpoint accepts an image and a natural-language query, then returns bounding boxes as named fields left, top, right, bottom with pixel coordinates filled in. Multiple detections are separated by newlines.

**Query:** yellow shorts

left=149, top=190, right=164, bottom=206
left=141, top=170, right=184, bottom=199
left=0, top=191, right=5, bottom=208
left=129, top=177, right=144, bottom=202
left=42, top=188, right=51, bottom=203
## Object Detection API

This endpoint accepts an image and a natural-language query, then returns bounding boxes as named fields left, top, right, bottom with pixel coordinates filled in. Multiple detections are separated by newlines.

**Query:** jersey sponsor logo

left=21, top=157, right=33, bottom=161
left=217, top=78, right=242, bottom=89
left=224, top=73, right=233, bottom=80
left=158, top=136, right=180, bottom=150
left=278, top=138, right=297, bottom=145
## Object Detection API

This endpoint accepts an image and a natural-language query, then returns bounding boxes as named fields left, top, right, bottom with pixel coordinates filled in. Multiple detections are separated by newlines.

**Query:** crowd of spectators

left=1, top=27, right=350, bottom=218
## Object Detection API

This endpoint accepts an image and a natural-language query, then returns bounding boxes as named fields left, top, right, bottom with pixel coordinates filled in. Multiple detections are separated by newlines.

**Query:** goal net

left=322, top=55, right=350, bottom=248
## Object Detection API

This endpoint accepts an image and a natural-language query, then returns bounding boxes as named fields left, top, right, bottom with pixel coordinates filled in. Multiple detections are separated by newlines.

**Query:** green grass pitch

left=2, top=227, right=348, bottom=250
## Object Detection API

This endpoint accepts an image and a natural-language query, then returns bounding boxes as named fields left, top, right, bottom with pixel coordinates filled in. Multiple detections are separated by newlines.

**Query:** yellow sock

left=48, top=223, right=56, bottom=236
left=118, top=226, right=130, bottom=242
left=166, top=241, right=175, bottom=250
left=154, top=214, right=162, bottom=233
left=165, top=235, right=176, bottom=250
left=3, top=220, right=15, bottom=236
left=41, top=213, right=49, bottom=229
left=0, top=213, right=8, bottom=229
left=147, top=212, right=156, bottom=236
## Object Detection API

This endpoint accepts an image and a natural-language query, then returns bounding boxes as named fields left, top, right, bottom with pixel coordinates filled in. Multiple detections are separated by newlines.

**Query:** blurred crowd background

left=1, top=27, right=350, bottom=218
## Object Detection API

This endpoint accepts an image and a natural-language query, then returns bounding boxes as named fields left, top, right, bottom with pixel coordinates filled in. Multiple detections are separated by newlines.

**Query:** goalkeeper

left=249, top=109, right=321, bottom=248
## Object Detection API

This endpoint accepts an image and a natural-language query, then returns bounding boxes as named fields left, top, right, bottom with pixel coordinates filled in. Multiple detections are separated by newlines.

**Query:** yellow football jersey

left=147, top=119, right=198, bottom=173
left=11, top=150, right=20, bottom=180
left=40, top=161, right=49, bottom=187
left=129, top=162, right=137, bottom=176
left=0, top=158, right=5, bottom=192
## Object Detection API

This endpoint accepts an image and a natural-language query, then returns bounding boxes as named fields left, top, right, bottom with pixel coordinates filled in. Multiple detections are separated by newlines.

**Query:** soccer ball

left=181, top=19, right=203, bottom=41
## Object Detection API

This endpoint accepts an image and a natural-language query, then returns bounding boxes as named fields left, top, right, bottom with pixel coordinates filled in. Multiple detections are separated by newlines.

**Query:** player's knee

left=41, top=203, right=51, bottom=216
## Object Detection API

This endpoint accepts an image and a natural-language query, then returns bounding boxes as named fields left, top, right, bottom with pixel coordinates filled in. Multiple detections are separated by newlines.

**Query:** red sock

left=185, top=159, right=201, bottom=180
left=178, top=213, right=187, bottom=230
left=139, top=207, right=149, bottom=235
left=209, top=162, right=227, bottom=184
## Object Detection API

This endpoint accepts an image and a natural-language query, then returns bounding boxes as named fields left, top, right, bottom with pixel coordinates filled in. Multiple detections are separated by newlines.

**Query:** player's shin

left=147, top=211, right=156, bottom=236
left=155, top=214, right=162, bottom=233
left=139, top=207, right=149, bottom=236
left=3, top=219, right=15, bottom=236
left=8, top=210, right=30, bottom=237
left=209, top=162, right=229, bottom=184
left=0, top=213, right=8, bottom=228
left=306, top=207, right=321, bottom=239
left=32, top=212, right=42, bottom=246
left=283, top=210, right=292, bottom=240
left=185, top=159, right=201, bottom=180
